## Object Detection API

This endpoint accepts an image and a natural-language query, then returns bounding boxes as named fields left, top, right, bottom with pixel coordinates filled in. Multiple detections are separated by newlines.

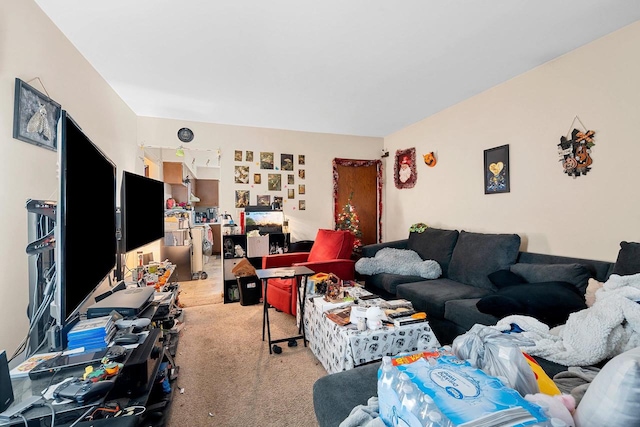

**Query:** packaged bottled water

left=400, top=383, right=420, bottom=414
left=378, top=357, right=396, bottom=392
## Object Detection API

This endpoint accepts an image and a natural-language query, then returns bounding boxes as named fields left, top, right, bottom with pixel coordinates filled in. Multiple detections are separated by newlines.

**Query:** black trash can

left=237, top=275, right=262, bottom=306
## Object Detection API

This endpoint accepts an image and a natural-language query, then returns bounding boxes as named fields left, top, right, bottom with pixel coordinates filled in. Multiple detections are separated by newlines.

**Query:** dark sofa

left=313, top=228, right=616, bottom=427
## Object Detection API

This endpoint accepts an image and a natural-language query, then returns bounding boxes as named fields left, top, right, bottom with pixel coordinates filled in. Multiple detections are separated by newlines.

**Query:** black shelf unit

left=222, top=233, right=290, bottom=304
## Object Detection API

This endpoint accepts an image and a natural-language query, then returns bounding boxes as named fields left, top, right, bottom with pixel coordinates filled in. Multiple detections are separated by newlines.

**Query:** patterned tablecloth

left=303, top=290, right=440, bottom=374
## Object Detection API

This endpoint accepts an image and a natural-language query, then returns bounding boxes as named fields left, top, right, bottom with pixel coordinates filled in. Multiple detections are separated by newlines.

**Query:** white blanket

left=492, top=273, right=640, bottom=366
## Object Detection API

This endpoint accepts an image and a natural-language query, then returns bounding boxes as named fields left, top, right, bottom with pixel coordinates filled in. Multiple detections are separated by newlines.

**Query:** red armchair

left=261, top=229, right=355, bottom=315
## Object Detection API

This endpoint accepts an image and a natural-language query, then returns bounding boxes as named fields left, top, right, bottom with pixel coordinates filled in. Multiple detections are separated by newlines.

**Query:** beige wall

left=2, top=0, right=639, bottom=360
left=137, top=116, right=383, bottom=242
left=0, top=0, right=138, bottom=356
left=383, top=21, right=640, bottom=262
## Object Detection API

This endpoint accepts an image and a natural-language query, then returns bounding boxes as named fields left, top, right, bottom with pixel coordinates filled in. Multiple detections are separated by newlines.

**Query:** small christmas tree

left=335, top=192, right=363, bottom=253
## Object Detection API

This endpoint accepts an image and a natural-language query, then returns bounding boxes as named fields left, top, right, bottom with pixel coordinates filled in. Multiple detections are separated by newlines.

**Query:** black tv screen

left=57, top=111, right=117, bottom=326
left=121, top=171, right=165, bottom=253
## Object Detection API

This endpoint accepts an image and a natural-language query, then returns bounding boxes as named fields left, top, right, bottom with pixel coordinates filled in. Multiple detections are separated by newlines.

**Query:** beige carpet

left=167, top=301, right=328, bottom=426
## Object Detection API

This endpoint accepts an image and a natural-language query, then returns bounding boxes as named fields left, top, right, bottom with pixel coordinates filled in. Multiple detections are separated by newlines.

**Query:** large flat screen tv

left=120, top=171, right=165, bottom=254
left=55, top=111, right=117, bottom=338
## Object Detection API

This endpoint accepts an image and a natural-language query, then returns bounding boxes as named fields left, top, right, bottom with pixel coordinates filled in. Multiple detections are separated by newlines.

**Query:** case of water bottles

left=377, top=349, right=552, bottom=427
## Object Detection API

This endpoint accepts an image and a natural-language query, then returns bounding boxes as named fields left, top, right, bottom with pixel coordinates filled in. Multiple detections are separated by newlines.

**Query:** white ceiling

left=34, top=1, right=640, bottom=138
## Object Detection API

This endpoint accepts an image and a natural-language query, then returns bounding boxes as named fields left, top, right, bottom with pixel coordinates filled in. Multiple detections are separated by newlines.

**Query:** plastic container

left=237, top=275, right=262, bottom=306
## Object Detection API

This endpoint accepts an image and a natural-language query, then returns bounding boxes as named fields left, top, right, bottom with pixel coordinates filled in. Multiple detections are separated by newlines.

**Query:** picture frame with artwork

left=281, top=153, right=294, bottom=171
left=13, top=78, right=61, bottom=151
left=257, top=195, right=271, bottom=206
left=267, top=174, right=281, bottom=191
left=298, top=184, right=305, bottom=195
left=394, top=147, right=417, bottom=189
left=484, top=144, right=510, bottom=194
left=254, top=173, right=261, bottom=184
left=299, top=200, right=306, bottom=210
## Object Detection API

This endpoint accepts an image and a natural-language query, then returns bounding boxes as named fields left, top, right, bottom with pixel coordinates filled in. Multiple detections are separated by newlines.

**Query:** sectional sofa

left=312, top=228, right=635, bottom=427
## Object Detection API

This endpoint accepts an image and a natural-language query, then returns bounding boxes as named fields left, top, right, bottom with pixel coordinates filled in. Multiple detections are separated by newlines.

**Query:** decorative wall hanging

left=423, top=152, right=437, bottom=167
left=484, top=144, right=510, bottom=194
left=558, top=117, right=595, bottom=178
left=246, top=151, right=253, bottom=162
left=260, top=152, right=274, bottom=169
left=267, top=174, right=281, bottom=191
left=253, top=173, right=261, bottom=184
left=257, top=195, right=271, bottom=206
left=13, top=78, right=61, bottom=151
left=281, top=153, right=294, bottom=170
left=234, top=166, right=249, bottom=184
left=235, top=190, right=249, bottom=208
left=298, top=169, right=305, bottom=179
left=299, top=200, right=306, bottom=210
left=287, top=174, right=295, bottom=185
left=299, top=155, right=305, bottom=165
left=394, top=147, right=417, bottom=189
left=299, top=184, right=305, bottom=195
left=288, top=189, right=295, bottom=199
left=234, top=150, right=243, bottom=161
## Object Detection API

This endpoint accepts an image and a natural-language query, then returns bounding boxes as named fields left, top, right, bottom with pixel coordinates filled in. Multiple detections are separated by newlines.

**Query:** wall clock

left=177, top=127, right=194, bottom=143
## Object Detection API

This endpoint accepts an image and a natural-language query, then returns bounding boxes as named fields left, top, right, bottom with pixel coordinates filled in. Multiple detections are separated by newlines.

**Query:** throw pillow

left=612, top=241, right=640, bottom=276
left=510, top=263, right=591, bottom=294
left=476, top=281, right=587, bottom=327
left=487, top=269, right=527, bottom=289
left=585, top=278, right=604, bottom=307
left=447, top=231, right=520, bottom=290
left=406, top=228, right=459, bottom=277
left=573, top=346, right=640, bottom=427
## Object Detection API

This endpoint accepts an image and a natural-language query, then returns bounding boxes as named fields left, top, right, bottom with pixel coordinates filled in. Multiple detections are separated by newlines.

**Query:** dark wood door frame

left=332, top=158, right=383, bottom=243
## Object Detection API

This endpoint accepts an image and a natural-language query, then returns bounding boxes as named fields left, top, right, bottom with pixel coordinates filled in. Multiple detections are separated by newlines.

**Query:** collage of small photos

left=233, top=150, right=306, bottom=211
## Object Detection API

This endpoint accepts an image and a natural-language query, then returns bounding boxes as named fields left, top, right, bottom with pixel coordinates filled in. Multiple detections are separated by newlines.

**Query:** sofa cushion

left=407, top=228, right=459, bottom=277
left=476, top=281, right=587, bottom=327
left=510, top=263, right=591, bottom=294
left=488, top=269, right=527, bottom=289
left=396, top=278, right=493, bottom=319
left=444, top=298, right=499, bottom=331
left=365, top=272, right=426, bottom=295
left=447, top=231, right=521, bottom=290
left=612, top=241, right=640, bottom=276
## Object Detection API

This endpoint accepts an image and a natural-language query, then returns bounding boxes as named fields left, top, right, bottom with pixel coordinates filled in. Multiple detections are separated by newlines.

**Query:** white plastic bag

left=452, top=324, right=540, bottom=396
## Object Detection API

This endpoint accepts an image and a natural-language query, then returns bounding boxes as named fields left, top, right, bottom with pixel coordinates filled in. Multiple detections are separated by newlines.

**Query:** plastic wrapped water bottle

left=424, top=411, right=444, bottom=427
left=400, top=383, right=420, bottom=415
left=378, top=357, right=395, bottom=392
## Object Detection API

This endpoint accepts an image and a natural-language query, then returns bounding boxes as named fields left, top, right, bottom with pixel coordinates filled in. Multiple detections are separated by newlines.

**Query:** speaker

left=0, top=350, right=14, bottom=413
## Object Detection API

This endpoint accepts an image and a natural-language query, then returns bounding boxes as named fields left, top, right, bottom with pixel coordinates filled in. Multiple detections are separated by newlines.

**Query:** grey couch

left=313, top=228, right=615, bottom=427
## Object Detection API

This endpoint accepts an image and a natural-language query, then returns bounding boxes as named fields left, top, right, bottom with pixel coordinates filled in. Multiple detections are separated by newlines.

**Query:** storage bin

left=237, top=275, right=261, bottom=306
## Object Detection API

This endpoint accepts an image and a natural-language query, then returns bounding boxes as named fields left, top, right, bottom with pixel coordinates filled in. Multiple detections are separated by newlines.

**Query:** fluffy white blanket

left=355, top=247, right=442, bottom=279
left=491, top=273, right=640, bottom=366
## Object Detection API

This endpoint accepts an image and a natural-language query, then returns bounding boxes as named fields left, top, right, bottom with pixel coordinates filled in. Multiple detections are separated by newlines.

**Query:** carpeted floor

left=166, top=264, right=328, bottom=426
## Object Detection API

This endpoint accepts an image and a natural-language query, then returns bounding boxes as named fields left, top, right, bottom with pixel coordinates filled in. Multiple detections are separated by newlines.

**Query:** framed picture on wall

left=268, top=174, right=281, bottom=191
left=281, top=153, right=294, bottom=171
left=234, top=150, right=243, bottom=161
left=484, top=144, right=510, bottom=194
left=299, top=200, right=306, bottom=210
left=246, top=151, right=254, bottom=162
left=260, top=152, right=274, bottom=169
left=235, top=190, right=249, bottom=208
left=254, top=173, right=261, bottom=184
left=257, top=195, right=271, bottom=206
left=298, top=184, right=305, bottom=195
left=13, top=78, right=61, bottom=151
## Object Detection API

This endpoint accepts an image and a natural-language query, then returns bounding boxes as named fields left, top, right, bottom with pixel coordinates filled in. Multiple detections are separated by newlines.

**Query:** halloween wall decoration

left=484, top=144, right=510, bottom=194
left=558, top=120, right=596, bottom=178
left=423, top=152, right=437, bottom=167
left=394, top=147, right=417, bottom=189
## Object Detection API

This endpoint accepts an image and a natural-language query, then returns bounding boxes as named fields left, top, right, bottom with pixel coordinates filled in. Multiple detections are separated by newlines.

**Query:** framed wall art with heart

left=484, top=144, right=510, bottom=194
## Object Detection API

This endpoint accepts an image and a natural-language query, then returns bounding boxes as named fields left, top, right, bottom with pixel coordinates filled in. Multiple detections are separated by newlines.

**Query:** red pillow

left=307, top=229, right=354, bottom=262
